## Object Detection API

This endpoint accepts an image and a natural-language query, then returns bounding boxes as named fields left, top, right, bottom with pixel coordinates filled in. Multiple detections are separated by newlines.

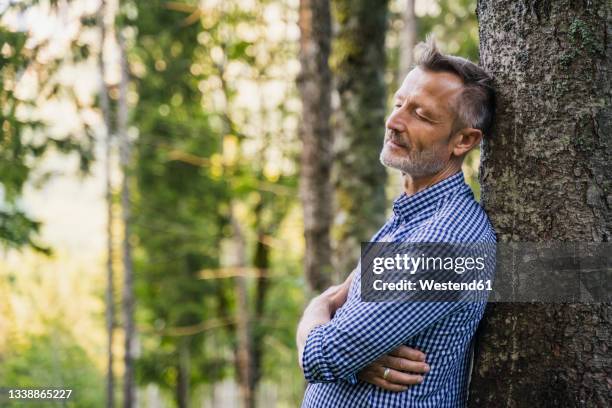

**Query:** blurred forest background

left=0, top=0, right=482, bottom=407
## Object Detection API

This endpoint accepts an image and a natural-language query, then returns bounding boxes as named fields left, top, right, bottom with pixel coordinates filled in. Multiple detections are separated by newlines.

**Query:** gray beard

left=379, top=143, right=447, bottom=178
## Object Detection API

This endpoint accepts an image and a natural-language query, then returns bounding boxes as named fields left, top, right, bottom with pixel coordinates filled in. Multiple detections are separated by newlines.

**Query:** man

left=297, top=38, right=496, bottom=407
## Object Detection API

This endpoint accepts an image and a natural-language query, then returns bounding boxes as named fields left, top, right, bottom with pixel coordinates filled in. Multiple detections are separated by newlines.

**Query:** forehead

left=395, top=67, right=464, bottom=112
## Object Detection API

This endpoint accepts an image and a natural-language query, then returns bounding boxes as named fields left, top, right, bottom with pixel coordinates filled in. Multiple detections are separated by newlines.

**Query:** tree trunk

left=250, top=209, right=270, bottom=404
left=230, top=208, right=254, bottom=408
left=332, top=0, right=390, bottom=279
left=118, top=29, right=137, bottom=408
left=298, top=0, right=334, bottom=293
left=471, top=1, right=610, bottom=407
left=399, top=0, right=416, bottom=78
left=176, top=339, right=190, bottom=408
left=98, top=1, right=115, bottom=407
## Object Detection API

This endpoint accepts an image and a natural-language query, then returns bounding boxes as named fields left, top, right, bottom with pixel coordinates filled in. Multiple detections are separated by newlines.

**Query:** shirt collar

left=392, top=171, right=469, bottom=220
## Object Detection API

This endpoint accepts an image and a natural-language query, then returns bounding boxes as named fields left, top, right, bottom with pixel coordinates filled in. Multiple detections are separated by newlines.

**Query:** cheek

left=405, top=124, right=432, bottom=150
left=410, top=126, right=453, bottom=153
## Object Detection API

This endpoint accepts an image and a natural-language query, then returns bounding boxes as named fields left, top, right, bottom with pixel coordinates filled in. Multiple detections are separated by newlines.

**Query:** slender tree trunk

left=331, top=0, right=390, bottom=279
left=230, top=207, right=254, bottom=408
left=297, top=0, right=334, bottom=292
left=471, top=1, right=610, bottom=407
left=176, top=339, right=190, bottom=408
left=399, top=0, right=416, bottom=78
left=117, top=29, right=137, bottom=408
left=98, top=2, right=114, bottom=407
left=251, top=225, right=270, bottom=402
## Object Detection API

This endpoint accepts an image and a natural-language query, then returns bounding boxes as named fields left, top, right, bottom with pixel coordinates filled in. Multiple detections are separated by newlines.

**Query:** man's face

left=380, top=67, right=464, bottom=177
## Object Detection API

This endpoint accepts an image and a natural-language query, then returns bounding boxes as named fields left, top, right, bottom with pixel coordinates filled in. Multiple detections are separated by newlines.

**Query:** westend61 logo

left=360, top=242, right=611, bottom=303
left=370, top=278, right=493, bottom=293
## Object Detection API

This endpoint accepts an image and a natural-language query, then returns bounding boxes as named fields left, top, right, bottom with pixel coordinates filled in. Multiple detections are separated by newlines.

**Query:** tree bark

left=97, top=1, right=115, bottom=407
left=332, top=0, right=390, bottom=279
left=176, top=339, right=190, bottom=408
left=471, top=1, right=610, bottom=407
left=399, top=0, right=416, bottom=78
left=230, top=207, right=254, bottom=408
left=250, top=212, right=270, bottom=403
left=298, top=0, right=334, bottom=292
left=118, top=29, right=137, bottom=408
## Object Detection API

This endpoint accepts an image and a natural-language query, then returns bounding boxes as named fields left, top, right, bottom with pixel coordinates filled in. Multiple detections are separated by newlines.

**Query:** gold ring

left=383, top=367, right=391, bottom=380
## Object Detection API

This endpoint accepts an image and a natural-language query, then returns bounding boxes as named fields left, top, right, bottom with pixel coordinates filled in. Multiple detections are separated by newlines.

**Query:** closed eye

left=415, top=111, right=432, bottom=122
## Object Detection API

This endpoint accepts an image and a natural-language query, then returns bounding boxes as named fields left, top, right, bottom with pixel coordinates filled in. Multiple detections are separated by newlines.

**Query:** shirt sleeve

left=302, top=228, right=494, bottom=384
left=302, top=297, right=462, bottom=383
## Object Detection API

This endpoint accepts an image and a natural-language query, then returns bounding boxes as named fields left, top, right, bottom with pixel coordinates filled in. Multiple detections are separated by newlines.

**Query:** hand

left=357, top=345, right=430, bottom=392
left=297, top=271, right=355, bottom=369
left=319, top=270, right=354, bottom=315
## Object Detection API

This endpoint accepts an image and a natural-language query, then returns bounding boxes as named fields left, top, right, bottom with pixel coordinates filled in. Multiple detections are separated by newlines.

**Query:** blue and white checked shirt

left=301, top=171, right=496, bottom=407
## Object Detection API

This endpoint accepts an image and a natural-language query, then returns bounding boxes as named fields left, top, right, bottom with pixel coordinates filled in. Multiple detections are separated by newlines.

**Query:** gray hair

left=414, top=36, right=496, bottom=138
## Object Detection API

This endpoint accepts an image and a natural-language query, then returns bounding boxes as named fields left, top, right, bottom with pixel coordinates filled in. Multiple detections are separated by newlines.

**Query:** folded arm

left=299, top=296, right=460, bottom=383
left=297, top=272, right=353, bottom=370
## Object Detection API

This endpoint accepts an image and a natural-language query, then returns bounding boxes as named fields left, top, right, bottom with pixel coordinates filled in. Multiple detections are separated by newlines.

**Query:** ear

left=451, top=128, right=482, bottom=157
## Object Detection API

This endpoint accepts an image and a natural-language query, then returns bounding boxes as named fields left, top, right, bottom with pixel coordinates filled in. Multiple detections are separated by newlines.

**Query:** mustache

left=386, top=130, right=409, bottom=148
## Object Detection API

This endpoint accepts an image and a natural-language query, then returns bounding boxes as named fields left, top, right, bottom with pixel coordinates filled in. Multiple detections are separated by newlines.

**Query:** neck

left=402, top=160, right=462, bottom=196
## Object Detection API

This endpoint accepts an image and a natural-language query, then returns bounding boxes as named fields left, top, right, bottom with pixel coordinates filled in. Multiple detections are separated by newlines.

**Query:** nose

left=386, top=110, right=406, bottom=134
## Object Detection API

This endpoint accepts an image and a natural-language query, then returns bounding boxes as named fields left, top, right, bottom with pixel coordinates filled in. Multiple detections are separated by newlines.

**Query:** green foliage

left=129, top=0, right=302, bottom=403
left=0, top=331, right=104, bottom=407
left=417, top=0, right=479, bottom=61
left=0, top=209, right=50, bottom=253
left=129, top=0, right=232, bottom=399
left=0, top=3, right=95, bottom=251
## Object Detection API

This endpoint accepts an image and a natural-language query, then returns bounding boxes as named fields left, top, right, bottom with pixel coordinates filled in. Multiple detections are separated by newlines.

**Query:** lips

left=387, top=138, right=408, bottom=149
left=386, top=130, right=409, bottom=149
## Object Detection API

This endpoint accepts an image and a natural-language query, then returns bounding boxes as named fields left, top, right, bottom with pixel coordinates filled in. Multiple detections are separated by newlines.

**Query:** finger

left=320, top=284, right=342, bottom=296
left=357, top=368, right=374, bottom=382
left=378, top=355, right=430, bottom=374
left=357, top=367, right=378, bottom=385
left=389, top=345, right=426, bottom=362
left=342, top=269, right=356, bottom=285
left=369, top=377, right=408, bottom=393
left=377, top=366, right=424, bottom=386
